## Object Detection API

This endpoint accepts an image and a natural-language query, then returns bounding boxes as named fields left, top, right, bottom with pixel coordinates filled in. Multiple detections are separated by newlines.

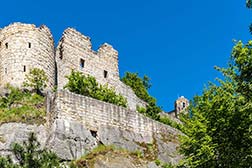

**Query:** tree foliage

left=122, top=72, right=161, bottom=120
left=180, top=41, right=252, bottom=167
left=64, top=70, right=127, bottom=107
left=23, top=68, right=48, bottom=94
left=121, top=72, right=154, bottom=103
left=246, top=0, right=252, bottom=34
left=0, top=133, right=60, bottom=168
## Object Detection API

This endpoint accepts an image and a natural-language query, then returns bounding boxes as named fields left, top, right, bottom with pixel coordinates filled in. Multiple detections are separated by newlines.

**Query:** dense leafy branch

left=121, top=72, right=161, bottom=120
left=179, top=41, right=252, bottom=167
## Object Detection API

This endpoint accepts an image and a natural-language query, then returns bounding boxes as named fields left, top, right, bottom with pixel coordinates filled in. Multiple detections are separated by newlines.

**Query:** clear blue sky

left=1, top=0, right=251, bottom=111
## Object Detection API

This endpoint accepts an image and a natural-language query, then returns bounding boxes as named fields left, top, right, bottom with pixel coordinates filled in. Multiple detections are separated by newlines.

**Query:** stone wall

left=0, top=22, right=146, bottom=110
left=0, top=23, right=55, bottom=90
left=56, top=28, right=146, bottom=110
left=51, top=90, right=180, bottom=139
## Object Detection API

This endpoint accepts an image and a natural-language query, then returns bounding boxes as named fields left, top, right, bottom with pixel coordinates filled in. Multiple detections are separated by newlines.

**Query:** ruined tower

left=55, top=28, right=119, bottom=90
left=0, top=23, right=55, bottom=89
left=174, top=96, right=189, bottom=117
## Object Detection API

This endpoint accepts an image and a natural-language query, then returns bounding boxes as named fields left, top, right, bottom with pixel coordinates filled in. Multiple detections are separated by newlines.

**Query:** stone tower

left=55, top=28, right=119, bottom=90
left=0, top=23, right=55, bottom=90
left=174, top=96, right=189, bottom=117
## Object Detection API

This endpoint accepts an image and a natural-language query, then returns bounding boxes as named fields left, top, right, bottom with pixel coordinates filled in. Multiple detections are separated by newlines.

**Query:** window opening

left=80, top=59, right=85, bottom=69
left=104, top=70, right=108, bottom=78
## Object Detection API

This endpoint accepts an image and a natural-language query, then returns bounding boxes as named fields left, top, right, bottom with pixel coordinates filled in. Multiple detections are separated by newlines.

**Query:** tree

left=0, top=132, right=60, bottom=168
left=23, top=68, right=48, bottom=94
left=121, top=72, right=161, bottom=120
left=121, top=72, right=154, bottom=103
left=246, top=0, right=252, bottom=34
left=247, top=0, right=252, bottom=8
left=179, top=41, right=252, bottom=167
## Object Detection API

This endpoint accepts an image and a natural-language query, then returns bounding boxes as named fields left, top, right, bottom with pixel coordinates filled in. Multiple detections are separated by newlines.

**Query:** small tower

left=174, top=96, right=189, bottom=118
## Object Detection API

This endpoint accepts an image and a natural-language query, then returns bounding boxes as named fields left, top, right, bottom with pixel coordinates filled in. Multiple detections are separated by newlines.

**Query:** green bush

left=23, top=68, right=48, bottom=94
left=0, top=133, right=60, bottom=168
left=159, top=116, right=185, bottom=133
left=64, top=70, right=127, bottom=107
left=0, top=85, right=46, bottom=125
left=122, top=72, right=161, bottom=120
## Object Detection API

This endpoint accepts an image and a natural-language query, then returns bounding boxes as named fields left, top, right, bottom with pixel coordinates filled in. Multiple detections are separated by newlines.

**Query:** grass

left=72, top=144, right=146, bottom=168
left=0, top=87, right=46, bottom=125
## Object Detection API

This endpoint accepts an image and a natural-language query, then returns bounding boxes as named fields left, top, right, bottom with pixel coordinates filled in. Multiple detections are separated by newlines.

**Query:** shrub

left=0, top=133, right=60, bottom=168
left=23, top=68, right=48, bottom=94
left=64, top=70, right=127, bottom=107
left=0, top=85, right=46, bottom=125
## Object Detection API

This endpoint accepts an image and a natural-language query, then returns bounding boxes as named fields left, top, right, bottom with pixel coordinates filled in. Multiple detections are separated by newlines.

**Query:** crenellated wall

left=50, top=90, right=180, bottom=138
left=0, top=23, right=55, bottom=89
left=56, top=28, right=146, bottom=110
left=0, top=22, right=147, bottom=110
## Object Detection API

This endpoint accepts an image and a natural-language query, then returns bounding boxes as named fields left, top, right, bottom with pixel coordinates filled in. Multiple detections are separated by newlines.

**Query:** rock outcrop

left=0, top=90, right=183, bottom=167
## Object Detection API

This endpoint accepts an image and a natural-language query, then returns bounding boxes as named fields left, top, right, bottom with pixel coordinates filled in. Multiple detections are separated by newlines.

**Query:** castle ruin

left=0, top=22, right=188, bottom=113
left=0, top=22, right=188, bottom=163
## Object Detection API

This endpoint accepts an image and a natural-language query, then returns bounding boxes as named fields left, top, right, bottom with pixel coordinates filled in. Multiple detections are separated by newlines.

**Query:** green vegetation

left=72, top=144, right=145, bottom=168
left=64, top=70, right=127, bottom=107
left=0, top=85, right=46, bottom=125
left=23, top=68, right=48, bottom=94
left=0, top=133, right=60, bottom=168
left=247, top=0, right=252, bottom=33
left=121, top=72, right=161, bottom=120
left=159, top=116, right=184, bottom=133
left=179, top=40, right=252, bottom=167
left=121, top=72, right=153, bottom=103
left=155, top=159, right=175, bottom=168
left=123, top=72, right=186, bottom=130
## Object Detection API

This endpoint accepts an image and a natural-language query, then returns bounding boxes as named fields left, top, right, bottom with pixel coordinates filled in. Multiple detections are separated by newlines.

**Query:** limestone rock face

left=46, top=119, right=98, bottom=160
left=0, top=119, right=182, bottom=167
left=0, top=123, right=47, bottom=158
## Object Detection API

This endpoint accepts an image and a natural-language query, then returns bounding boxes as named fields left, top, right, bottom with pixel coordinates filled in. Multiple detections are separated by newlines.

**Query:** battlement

left=0, top=22, right=146, bottom=110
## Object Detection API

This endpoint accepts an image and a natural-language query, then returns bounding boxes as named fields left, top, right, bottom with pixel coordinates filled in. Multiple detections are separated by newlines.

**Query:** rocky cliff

left=0, top=90, right=183, bottom=167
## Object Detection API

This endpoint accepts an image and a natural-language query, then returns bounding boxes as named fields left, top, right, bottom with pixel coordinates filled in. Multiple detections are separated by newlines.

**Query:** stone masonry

left=0, top=22, right=145, bottom=110
left=56, top=28, right=146, bottom=110
left=51, top=90, right=180, bottom=137
left=0, top=23, right=55, bottom=90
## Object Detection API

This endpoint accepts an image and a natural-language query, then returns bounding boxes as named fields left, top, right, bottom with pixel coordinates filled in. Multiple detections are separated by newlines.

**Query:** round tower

left=0, top=23, right=55, bottom=90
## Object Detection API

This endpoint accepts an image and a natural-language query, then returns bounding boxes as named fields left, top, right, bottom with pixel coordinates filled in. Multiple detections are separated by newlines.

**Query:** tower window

left=104, top=70, right=108, bottom=78
left=28, top=42, right=31, bottom=48
left=4, top=68, right=7, bottom=74
left=23, top=66, right=26, bottom=72
left=5, top=43, right=8, bottom=49
left=80, top=59, right=85, bottom=69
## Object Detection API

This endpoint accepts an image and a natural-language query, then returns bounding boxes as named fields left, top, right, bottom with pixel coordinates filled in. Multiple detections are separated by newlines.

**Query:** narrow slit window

left=80, top=59, right=85, bottom=69
left=5, top=43, right=8, bottom=49
left=28, top=43, right=31, bottom=48
left=5, top=68, right=7, bottom=74
left=104, top=70, right=108, bottom=78
left=23, top=65, right=26, bottom=72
